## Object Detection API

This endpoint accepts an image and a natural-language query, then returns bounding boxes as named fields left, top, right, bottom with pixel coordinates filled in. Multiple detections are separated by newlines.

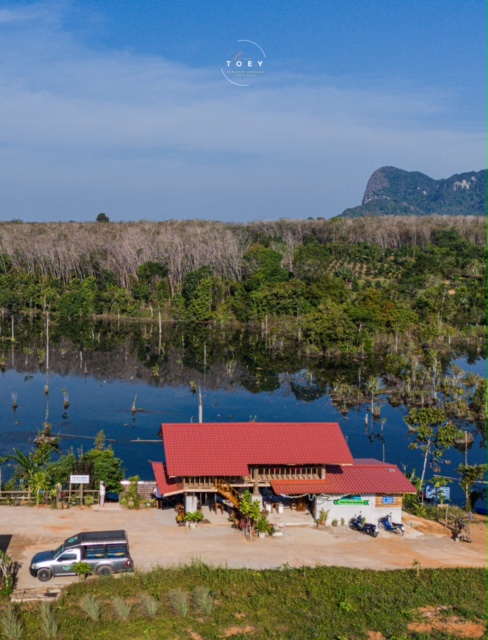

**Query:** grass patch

left=1, top=564, right=486, bottom=639
left=79, top=594, right=102, bottom=622
left=112, top=597, right=132, bottom=620
left=0, top=605, right=23, bottom=640
left=193, top=585, right=215, bottom=616
left=40, top=602, right=58, bottom=638
left=167, top=588, right=190, bottom=617
left=139, top=593, right=160, bottom=618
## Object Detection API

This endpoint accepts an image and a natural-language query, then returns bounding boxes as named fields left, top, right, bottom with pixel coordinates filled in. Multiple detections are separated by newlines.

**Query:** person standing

left=99, top=481, right=106, bottom=506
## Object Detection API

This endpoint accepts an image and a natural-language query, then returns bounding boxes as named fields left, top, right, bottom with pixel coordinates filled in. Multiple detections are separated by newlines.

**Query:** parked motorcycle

left=378, top=513, right=405, bottom=536
left=349, top=513, right=379, bottom=538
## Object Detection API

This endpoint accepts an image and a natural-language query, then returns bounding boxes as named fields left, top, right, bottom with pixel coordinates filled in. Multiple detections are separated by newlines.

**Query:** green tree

left=457, top=464, right=487, bottom=510
left=187, top=277, right=213, bottom=322
left=182, top=267, right=213, bottom=304
left=239, top=490, right=262, bottom=523
left=243, top=245, right=289, bottom=291
left=303, top=303, right=358, bottom=352
left=83, top=448, right=124, bottom=494
left=94, top=430, right=106, bottom=451
left=293, top=244, right=331, bottom=282
left=96, top=213, right=110, bottom=223
left=29, top=471, right=51, bottom=505
left=404, top=408, right=460, bottom=493
left=5, top=447, right=52, bottom=486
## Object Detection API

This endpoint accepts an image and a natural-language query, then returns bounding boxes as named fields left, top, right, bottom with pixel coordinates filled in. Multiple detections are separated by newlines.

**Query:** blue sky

left=0, top=0, right=486, bottom=222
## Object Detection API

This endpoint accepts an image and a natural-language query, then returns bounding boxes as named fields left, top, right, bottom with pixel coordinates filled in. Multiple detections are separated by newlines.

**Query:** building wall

left=314, top=494, right=403, bottom=525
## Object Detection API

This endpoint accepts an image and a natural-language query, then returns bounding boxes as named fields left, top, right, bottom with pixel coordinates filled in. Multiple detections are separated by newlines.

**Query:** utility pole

left=198, top=387, right=203, bottom=424
left=46, top=312, right=50, bottom=371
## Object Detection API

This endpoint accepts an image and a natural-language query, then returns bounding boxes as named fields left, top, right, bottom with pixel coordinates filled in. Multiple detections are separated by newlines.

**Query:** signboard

left=333, top=496, right=369, bottom=506
left=70, top=475, right=90, bottom=484
left=382, top=496, right=395, bottom=505
left=425, top=486, right=450, bottom=501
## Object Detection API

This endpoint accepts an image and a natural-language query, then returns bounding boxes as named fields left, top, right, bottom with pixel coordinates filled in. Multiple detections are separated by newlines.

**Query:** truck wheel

left=96, top=565, right=113, bottom=577
left=37, top=568, right=52, bottom=582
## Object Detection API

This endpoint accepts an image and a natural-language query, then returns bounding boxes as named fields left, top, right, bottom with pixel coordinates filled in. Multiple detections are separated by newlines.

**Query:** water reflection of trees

left=0, top=319, right=486, bottom=429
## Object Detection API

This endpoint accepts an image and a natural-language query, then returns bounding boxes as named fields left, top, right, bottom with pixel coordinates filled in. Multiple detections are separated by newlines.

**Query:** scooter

left=378, top=513, right=405, bottom=536
left=349, top=513, right=379, bottom=538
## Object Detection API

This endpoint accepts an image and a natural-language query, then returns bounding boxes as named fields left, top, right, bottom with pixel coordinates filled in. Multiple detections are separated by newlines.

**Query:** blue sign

left=382, top=496, right=395, bottom=504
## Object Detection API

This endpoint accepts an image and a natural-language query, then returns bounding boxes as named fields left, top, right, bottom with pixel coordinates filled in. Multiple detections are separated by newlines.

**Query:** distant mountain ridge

left=340, top=166, right=487, bottom=217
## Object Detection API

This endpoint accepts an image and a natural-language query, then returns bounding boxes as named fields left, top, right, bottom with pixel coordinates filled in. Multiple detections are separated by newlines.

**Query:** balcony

left=183, top=476, right=246, bottom=490
left=252, top=466, right=322, bottom=481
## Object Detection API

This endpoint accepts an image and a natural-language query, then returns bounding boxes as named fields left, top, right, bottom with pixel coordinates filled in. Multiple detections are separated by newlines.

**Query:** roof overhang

left=151, top=462, right=184, bottom=497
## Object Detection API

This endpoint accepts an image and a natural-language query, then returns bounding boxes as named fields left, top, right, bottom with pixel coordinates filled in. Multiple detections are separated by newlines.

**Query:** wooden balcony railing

left=252, top=466, right=322, bottom=481
left=183, top=476, right=247, bottom=490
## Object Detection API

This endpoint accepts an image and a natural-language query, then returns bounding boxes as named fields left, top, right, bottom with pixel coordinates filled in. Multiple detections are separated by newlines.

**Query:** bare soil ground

left=1, top=504, right=486, bottom=594
left=408, top=606, right=486, bottom=638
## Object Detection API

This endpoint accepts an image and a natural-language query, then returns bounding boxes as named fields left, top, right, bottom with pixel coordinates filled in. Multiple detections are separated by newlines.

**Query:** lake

left=0, top=318, right=486, bottom=506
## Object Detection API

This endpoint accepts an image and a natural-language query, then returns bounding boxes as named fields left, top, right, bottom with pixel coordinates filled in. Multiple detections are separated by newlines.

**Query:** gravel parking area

left=1, top=504, right=486, bottom=594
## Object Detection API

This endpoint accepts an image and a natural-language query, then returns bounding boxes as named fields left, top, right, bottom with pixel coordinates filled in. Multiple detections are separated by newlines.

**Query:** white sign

left=425, top=485, right=450, bottom=500
left=70, top=475, right=90, bottom=484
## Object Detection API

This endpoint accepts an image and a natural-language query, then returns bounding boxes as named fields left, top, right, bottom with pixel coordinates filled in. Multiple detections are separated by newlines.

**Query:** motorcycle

left=349, top=513, right=379, bottom=538
left=378, top=513, right=405, bottom=536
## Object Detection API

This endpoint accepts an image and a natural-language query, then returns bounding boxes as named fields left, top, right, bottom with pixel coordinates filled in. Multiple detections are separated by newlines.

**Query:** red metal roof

left=271, top=460, right=417, bottom=495
left=151, top=462, right=184, bottom=497
left=161, top=422, right=354, bottom=477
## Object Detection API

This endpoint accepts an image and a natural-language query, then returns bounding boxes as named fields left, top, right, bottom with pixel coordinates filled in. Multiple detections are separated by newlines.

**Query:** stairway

left=214, top=479, right=240, bottom=509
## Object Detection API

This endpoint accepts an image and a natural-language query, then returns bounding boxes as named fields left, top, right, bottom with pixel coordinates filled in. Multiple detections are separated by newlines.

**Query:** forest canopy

left=0, top=216, right=485, bottom=355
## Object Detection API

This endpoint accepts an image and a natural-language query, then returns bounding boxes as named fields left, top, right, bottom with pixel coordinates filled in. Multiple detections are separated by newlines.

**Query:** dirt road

left=1, top=504, right=486, bottom=592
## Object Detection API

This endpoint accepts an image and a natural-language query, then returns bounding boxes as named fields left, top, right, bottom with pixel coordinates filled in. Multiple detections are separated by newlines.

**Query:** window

left=57, top=553, right=77, bottom=562
left=106, top=545, right=127, bottom=558
left=85, top=545, right=105, bottom=559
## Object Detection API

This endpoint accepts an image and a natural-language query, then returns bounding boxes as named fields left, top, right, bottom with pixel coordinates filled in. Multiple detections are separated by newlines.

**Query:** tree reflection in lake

left=0, top=316, right=485, bottom=505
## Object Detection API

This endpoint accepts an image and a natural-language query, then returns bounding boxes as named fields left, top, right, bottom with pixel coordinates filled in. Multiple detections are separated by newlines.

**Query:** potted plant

left=316, top=509, right=329, bottom=528
left=340, top=518, right=345, bottom=526
left=184, top=510, right=204, bottom=529
left=332, top=519, right=338, bottom=527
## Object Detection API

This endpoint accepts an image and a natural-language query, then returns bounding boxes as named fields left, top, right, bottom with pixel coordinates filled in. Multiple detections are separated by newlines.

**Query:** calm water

left=0, top=319, right=486, bottom=507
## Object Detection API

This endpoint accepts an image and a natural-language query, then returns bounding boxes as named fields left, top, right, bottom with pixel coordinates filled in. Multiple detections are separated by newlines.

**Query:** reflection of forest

left=1, top=319, right=486, bottom=429
left=1, top=317, right=486, bottom=503
left=0, top=318, right=392, bottom=401
left=1, top=318, right=360, bottom=395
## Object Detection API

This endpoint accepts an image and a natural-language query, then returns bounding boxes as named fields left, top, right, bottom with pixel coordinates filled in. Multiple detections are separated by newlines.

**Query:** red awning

left=271, top=481, right=330, bottom=496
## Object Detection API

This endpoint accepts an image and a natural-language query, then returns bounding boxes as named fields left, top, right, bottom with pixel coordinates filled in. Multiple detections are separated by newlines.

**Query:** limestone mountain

left=340, top=166, right=487, bottom=217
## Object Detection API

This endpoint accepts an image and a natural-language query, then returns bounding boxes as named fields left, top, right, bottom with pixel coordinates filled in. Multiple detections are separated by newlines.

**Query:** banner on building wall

left=333, top=496, right=369, bottom=506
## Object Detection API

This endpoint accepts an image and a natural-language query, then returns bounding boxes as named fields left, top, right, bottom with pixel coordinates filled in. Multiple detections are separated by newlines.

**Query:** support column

left=252, top=480, right=263, bottom=508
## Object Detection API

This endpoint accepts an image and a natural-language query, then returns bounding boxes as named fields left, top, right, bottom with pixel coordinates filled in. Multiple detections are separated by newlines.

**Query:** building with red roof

left=152, top=422, right=416, bottom=524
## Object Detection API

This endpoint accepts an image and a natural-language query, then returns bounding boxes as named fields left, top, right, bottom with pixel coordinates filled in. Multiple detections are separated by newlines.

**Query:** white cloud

left=0, top=2, right=485, bottom=221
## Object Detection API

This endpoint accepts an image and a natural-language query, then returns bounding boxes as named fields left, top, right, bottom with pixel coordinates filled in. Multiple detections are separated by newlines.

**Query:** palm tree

left=5, top=448, right=52, bottom=483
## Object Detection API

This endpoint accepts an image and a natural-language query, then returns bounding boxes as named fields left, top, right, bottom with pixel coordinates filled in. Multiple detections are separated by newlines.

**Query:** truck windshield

left=53, top=544, right=65, bottom=557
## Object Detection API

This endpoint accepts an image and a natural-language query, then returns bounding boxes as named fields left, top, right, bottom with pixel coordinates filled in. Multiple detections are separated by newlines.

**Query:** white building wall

left=314, top=494, right=403, bottom=526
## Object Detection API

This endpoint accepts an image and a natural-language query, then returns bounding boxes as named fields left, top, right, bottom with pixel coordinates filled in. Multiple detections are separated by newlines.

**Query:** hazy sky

left=0, top=0, right=486, bottom=222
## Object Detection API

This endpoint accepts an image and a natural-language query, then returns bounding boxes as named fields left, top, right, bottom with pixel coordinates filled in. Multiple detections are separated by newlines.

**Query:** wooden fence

left=0, top=480, right=157, bottom=506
